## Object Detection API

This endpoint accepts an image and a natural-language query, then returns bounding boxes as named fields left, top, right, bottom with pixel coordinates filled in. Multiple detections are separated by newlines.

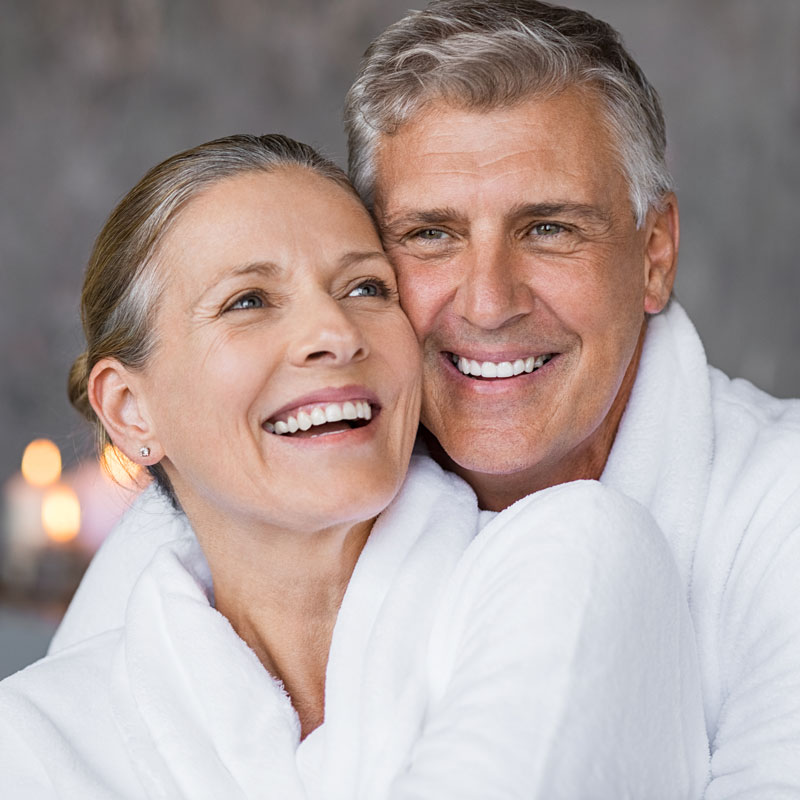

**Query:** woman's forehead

left=154, top=170, right=383, bottom=293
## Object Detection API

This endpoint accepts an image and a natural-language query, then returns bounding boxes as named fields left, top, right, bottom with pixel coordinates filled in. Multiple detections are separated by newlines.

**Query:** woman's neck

left=190, top=511, right=374, bottom=739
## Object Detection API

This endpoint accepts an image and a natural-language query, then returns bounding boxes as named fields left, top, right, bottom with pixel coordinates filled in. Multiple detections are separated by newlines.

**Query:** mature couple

left=3, top=1, right=800, bottom=798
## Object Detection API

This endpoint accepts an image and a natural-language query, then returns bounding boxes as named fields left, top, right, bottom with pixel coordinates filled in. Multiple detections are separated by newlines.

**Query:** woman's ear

left=642, top=192, right=680, bottom=315
left=88, top=358, right=163, bottom=466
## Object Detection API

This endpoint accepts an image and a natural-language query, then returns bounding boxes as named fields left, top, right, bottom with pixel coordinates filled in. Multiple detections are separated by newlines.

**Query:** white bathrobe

left=0, top=458, right=708, bottom=798
left=599, top=302, right=800, bottom=796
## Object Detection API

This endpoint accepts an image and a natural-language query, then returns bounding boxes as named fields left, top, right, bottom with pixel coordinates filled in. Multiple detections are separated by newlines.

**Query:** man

left=53, top=1, right=800, bottom=795
left=341, top=1, right=800, bottom=794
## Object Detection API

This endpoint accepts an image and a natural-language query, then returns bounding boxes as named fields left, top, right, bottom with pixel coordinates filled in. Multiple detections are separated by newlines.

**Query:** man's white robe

left=600, top=302, right=800, bottom=795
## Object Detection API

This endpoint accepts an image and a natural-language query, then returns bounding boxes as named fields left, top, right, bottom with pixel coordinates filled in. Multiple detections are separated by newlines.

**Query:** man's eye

left=348, top=279, right=391, bottom=298
left=413, top=228, right=449, bottom=241
left=530, top=223, right=565, bottom=236
left=227, top=293, right=264, bottom=311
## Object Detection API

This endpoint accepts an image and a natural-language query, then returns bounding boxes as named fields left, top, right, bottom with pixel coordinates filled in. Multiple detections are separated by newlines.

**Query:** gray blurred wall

left=1, top=0, right=799, bottom=487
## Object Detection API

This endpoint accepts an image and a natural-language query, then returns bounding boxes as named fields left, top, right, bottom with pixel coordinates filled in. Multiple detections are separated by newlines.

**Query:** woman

left=0, top=134, right=708, bottom=798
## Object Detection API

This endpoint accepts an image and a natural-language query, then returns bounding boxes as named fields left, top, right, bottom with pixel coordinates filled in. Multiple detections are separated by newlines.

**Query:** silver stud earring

left=139, top=446, right=151, bottom=458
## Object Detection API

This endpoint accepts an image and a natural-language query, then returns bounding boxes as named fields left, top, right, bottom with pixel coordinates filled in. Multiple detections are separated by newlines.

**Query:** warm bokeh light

left=100, top=444, right=142, bottom=487
left=21, top=439, right=62, bottom=488
left=41, top=485, right=81, bottom=543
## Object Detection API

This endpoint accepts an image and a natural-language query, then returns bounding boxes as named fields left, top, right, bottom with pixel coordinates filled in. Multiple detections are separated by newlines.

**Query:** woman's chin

left=172, top=458, right=408, bottom=538
left=282, top=468, right=406, bottom=532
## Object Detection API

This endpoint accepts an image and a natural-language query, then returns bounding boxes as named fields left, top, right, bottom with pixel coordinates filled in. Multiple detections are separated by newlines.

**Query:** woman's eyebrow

left=228, top=260, right=283, bottom=279
left=189, top=261, right=283, bottom=310
left=337, top=249, right=389, bottom=269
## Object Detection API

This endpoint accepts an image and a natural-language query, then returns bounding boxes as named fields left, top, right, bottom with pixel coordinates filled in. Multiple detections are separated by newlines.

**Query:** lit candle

left=2, top=439, right=64, bottom=588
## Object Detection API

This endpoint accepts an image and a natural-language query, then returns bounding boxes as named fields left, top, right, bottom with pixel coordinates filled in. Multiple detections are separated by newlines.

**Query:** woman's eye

left=227, top=293, right=264, bottom=311
left=529, top=222, right=565, bottom=236
left=348, top=279, right=390, bottom=298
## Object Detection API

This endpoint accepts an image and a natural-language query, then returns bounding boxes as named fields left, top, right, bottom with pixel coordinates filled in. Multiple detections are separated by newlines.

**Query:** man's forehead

left=372, top=91, right=623, bottom=218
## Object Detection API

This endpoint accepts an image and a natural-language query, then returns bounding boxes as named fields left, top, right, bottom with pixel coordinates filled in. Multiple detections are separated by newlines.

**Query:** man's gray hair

left=345, top=0, right=672, bottom=227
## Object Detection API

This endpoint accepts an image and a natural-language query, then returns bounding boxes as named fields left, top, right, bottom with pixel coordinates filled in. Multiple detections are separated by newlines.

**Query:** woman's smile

left=263, top=384, right=380, bottom=439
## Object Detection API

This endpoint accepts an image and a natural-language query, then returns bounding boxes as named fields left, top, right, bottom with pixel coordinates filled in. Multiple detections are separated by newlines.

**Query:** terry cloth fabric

left=600, top=300, right=800, bottom=796
left=0, top=458, right=708, bottom=798
left=43, top=299, right=800, bottom=796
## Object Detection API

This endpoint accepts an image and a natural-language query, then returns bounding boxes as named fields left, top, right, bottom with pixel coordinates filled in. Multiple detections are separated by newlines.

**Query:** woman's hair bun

left=67, top=350, right=94, bottom=423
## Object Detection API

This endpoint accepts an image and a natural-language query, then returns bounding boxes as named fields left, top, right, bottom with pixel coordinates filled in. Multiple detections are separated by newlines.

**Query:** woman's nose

left=287, top=294, right=369, bottom=367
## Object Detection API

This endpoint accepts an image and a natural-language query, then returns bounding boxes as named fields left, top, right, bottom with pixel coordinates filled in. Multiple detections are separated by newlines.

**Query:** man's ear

left=642, top=192, right=679, bottom=314
left=88, top=358, right=163, bottom=465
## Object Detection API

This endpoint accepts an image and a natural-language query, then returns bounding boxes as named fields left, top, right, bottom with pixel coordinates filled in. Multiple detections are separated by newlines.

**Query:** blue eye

left=349, top=280, right=385, bottom=298
left=530, top=223, right=565, bottom=236
left=348, top=277, right=396, bottom=299
left=228, top=293, right=264, bottom=311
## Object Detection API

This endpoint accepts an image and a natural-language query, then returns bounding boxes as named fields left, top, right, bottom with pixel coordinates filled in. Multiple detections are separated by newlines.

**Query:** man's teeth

left=451, top=353, right=552, bottom=378
left=265, top=401, right=372, bottom=435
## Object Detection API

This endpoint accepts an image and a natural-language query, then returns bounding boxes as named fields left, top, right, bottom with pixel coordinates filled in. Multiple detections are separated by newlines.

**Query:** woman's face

left=137, top=168, right=422, bottom=535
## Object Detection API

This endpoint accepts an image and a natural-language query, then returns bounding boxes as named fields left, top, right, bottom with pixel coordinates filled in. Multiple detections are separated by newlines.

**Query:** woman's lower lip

left=265, top=416, right=380, bottom=446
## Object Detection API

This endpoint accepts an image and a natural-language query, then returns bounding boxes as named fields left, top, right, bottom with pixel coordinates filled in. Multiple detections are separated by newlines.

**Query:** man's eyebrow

left=509, top=202, right=612, bottom=226
left=379, top=207, right=467, bottom=231
left=379, top=203, right=611, bottom=232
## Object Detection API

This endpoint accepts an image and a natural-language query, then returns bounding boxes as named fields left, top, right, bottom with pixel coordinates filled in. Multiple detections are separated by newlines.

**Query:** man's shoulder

left=709, top=366, right=800, bottom=472
left=706, top=366, right=800, bottom=534
left=710, top=365, right=800, bottom=429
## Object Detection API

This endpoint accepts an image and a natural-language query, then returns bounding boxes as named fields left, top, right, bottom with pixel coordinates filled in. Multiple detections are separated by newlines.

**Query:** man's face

left=373, top=88, right=677, bottom=504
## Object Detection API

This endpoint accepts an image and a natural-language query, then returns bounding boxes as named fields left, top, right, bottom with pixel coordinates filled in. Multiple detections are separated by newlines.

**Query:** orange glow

left=41, top=485, right=81, bottom=543
left=21, top=439, right=62, bottom=487
left=101, top=444, right=142, bottom=487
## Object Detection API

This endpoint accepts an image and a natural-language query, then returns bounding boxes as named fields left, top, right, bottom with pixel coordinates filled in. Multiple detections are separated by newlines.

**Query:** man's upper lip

left=266, top=385, right=380, bottom=421
left=443, top=348, right=557, bottom=361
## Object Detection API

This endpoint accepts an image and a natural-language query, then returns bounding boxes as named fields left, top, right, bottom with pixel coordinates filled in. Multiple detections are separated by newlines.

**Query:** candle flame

left=41, top=485, right=81, bottom=543
left=21, top=439, right=62, bottom=487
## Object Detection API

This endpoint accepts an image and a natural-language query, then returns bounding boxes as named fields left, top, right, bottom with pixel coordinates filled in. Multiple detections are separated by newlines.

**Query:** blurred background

left=1, top=0, right=799, bottom=679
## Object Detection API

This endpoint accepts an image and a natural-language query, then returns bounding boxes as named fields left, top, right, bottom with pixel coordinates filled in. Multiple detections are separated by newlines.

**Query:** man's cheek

left=396, top=268, right=439, bottom=332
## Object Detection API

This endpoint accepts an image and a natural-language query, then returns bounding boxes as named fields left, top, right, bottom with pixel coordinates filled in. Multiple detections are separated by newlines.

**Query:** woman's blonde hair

left=68, top=133, right=358, bottom=506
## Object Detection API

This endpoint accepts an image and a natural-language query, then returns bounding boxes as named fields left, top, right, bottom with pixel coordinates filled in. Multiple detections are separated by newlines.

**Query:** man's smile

left=447, top=351, right=555, bottom=379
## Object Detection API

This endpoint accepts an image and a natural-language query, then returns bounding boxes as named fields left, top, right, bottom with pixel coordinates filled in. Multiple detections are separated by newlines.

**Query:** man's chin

left=421, top=424, right=548, bottom=478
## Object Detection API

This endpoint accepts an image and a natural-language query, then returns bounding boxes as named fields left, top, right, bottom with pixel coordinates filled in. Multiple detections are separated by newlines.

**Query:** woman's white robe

left=0, top=458, right=708, bottom=798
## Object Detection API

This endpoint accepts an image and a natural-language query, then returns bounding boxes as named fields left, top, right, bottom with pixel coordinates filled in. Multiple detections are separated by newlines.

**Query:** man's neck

left=428, top=324, right=646, bottom=511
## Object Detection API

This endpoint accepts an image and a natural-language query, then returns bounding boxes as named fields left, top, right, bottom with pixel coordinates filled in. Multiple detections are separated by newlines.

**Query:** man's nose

left=451, top=239, right=534, bottom=331
left=288, top=294, right=369, bottom=367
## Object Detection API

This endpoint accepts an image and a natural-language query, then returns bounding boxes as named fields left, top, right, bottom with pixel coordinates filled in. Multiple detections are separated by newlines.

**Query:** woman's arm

left=391, top=481, right=709, bottom=800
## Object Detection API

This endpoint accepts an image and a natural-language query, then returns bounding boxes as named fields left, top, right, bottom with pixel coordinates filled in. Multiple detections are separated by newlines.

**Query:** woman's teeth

left=450, top=353, right=553, bottom=378
left=265, top=401, right=372, bottom=435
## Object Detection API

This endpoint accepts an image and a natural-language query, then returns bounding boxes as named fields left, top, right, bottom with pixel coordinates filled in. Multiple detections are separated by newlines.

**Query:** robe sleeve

left=389, top=481, right=710, bottom=800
